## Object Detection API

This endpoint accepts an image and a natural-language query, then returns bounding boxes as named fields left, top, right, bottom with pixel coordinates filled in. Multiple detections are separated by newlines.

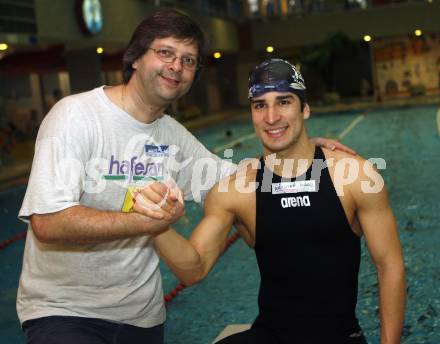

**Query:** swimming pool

left=1, top=105, right=439, bottom=343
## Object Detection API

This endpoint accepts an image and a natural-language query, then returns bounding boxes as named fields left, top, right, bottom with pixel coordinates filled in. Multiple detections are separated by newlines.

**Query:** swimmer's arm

left=352, top=169, right=405, bottom=344
left=154, top=187, right=235, bottom=286
left=30, top=204, right=182, bottom=244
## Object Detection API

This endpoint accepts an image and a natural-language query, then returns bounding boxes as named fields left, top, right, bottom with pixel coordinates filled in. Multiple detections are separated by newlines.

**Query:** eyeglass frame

left=148, top=47, right=201, bottom=71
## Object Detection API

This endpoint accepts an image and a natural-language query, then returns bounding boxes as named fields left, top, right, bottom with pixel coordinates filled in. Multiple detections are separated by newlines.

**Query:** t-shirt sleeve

left=18, top=98, right=91, bottom=223
left=167, top=118, right=237, bottom=203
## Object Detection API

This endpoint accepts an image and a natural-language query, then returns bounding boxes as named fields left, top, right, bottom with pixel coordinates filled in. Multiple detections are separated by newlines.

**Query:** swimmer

left=145, top=59, right=406, bottom=344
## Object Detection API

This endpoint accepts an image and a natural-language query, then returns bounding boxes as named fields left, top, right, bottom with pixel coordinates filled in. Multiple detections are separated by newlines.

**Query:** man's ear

left=303, top=103, right=311, bottom=120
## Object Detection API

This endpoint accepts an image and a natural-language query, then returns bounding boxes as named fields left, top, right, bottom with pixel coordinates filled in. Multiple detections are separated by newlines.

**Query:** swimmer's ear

left=303, top=103, right=311, bottom=120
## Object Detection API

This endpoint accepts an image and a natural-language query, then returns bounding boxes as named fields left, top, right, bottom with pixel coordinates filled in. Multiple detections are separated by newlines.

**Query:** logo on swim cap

left=248, top=58, right=306, bottom=98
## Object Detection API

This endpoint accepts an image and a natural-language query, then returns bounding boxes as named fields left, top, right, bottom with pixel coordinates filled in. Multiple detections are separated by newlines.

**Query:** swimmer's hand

left=132, top=181, right=185, bottom=224
left=310, top=137, right=357, bottom=155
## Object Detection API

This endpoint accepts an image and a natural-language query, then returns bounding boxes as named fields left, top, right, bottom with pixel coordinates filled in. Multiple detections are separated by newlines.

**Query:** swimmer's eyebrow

left=250, top=95, right=293, bottom=104
left=276, top=95, right=294, bottom=101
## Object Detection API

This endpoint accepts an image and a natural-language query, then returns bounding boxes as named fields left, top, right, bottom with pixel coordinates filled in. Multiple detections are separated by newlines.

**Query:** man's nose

left=265, top=106, right=280, bottom=124
left=169, top=56, right=183, bottom=72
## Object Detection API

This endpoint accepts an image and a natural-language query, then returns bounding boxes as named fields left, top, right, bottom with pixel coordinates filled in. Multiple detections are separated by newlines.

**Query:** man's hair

left=122, top=8, right=207, bottom=84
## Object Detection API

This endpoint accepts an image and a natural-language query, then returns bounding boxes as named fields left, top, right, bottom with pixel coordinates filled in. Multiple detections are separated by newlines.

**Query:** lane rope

left=164, top=232, right=241, bottom=305
left=0, top=231, right=27, bottom=250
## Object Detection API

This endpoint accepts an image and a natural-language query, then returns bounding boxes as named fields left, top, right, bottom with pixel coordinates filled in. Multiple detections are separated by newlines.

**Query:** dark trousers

left=216, top=325, right=368, bottom=344
left=22, top=316, right=164, bottom=344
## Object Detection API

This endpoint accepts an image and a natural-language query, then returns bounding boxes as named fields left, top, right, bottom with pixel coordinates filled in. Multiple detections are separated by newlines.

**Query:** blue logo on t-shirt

left=145, top=145, right=169, bottom=157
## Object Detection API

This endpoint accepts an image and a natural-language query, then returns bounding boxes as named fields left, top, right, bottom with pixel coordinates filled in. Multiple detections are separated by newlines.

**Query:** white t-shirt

left=17, top=86, right=236, bottom=327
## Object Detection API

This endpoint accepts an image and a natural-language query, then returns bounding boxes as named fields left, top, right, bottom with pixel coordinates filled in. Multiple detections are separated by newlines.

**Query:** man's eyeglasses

left=148, top=47, right=199, bottom=70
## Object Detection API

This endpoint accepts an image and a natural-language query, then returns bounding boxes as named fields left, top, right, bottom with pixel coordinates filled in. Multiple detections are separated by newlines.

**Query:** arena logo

left=280, top=195, right=311, bottom=208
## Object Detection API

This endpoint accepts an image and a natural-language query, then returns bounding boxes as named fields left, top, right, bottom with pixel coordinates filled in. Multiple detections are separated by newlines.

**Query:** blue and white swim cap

left=248, top=58, right=306, bottom=99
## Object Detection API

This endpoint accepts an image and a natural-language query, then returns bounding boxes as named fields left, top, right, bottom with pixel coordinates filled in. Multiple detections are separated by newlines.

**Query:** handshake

left=128, top=181, right=186, bottom=232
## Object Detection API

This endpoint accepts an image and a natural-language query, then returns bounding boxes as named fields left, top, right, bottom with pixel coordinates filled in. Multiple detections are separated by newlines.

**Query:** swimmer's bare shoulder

left=321, top=147, right=386, bottom=208
left=321, top=147, right=382, bottom=183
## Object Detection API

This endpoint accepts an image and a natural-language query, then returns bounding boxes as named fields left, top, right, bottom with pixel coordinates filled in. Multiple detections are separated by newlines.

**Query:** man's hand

left=311, top=137, right=357, bottom=155
left=133, top=181, right=185, bottom=224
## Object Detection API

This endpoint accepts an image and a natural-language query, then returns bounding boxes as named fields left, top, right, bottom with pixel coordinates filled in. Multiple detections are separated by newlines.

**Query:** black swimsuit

left=217, top=147, right=367, bottom=344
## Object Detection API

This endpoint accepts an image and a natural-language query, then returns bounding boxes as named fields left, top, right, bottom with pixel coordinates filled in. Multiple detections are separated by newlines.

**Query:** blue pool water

left=1, top=106, right=439, bottom=343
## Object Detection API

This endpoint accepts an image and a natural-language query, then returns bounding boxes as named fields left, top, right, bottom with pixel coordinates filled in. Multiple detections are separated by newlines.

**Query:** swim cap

left=248, top=58, right=306, bottom=99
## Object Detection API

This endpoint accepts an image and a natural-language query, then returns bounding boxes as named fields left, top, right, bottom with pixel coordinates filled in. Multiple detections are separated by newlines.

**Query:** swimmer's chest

left=254, top=176, right=356, bottom=245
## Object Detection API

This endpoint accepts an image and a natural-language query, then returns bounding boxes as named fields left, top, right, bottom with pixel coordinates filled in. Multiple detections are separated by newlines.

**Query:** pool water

left=1, top=106, right=439, bottom=343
